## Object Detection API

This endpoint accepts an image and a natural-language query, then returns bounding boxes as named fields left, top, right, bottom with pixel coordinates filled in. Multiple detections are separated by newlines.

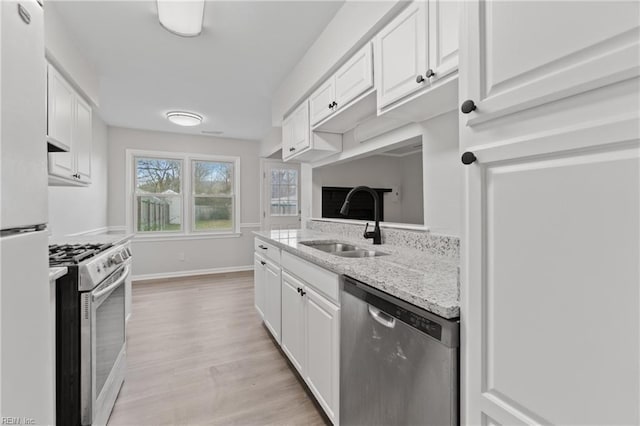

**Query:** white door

left=428, top=0, right=460, bottom=81
left=374, top=1, right=428, bottom=109
left=334, top=43, right=373, bottom=110
left=309, top=78, right=335, bottom=126
left=74, top=96, right=92, bottom=183
left=262, top=160, right=301, bottom=231
left=304, top=286, right=340, bottom=423
left=460, top=0, right=640, bottom=127
left=0, top=0, right=48, bottom=230
left=263, top=262, right=282, bottom=344
left=253, top=254, right=266, bottom=319
left=281, top=272, right=306, bottom=374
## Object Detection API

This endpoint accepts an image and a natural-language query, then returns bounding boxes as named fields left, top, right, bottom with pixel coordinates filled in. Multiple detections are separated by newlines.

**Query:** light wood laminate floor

left=108, top=272, right=327, bottom=425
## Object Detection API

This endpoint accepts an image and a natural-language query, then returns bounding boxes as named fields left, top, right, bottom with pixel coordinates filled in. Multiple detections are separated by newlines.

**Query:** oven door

left=81, top=261, right=130, bottom=425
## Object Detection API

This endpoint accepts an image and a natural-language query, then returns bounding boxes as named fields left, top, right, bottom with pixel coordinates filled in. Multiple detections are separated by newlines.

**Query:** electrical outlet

left=178, top=252, right=185, bottom=261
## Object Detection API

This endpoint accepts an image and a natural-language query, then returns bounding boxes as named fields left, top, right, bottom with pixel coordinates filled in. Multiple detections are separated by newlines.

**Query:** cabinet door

left=309, top=78, right=335, bottom=126
left=281, top=272, right=305, bottom=374
left=304, top=286, right=340, bottom=423
left=74, top=97, right=92, bottom=183
left=460, top=0, right=640, bottom=127
left=253, top=254, right=266, bottom=319
left=281, top=114, right=294, bottom=160
left=263, top=263, right=282, bottom=344
left=463, top=127, right=640, bottom=424
left=291, top=101, right=310, bottom=152
left=47, top=68, right=75, bottom=180
left=47, top=64, right=73, bottom=151
left=428, top=0, right=459, bottom=81
left=335, top=43, right=373, bottom=110
left=374, top=1, right=428, bottom=109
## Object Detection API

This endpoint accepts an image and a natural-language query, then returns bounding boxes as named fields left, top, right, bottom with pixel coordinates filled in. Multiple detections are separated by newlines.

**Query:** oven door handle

left=92, top=265, right=130, bottom=301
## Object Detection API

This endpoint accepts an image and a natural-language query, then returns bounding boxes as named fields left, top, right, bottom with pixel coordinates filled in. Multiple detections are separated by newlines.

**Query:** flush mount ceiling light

left=166, top=111, right=203, bottom=126
left=157, top=0, right=205, bottom=37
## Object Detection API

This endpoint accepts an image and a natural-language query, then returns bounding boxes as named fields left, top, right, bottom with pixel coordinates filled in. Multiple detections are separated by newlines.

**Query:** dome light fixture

left=157, top=0, right=205, bottom=37
left=166, top=111, right=203, bottom=127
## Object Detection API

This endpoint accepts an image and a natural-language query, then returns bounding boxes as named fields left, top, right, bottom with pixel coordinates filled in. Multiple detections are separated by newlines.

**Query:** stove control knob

left=111, top=252, right=125, bottom=265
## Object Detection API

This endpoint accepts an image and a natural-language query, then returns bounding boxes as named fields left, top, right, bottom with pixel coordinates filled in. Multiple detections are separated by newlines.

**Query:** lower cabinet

left=263, top=262, right=282, bottom=344
left=253, top=253, right=266, bottom=319
left=281, top=271, right=340, bottom=424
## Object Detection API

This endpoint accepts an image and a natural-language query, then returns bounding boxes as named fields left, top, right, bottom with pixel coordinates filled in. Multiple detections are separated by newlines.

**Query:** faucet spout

left=339, top=186, right=382, bottom=245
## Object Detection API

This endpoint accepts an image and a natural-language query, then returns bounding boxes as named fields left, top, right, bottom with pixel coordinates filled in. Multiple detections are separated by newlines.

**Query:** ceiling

left=49, top=1, right=344, bottom=141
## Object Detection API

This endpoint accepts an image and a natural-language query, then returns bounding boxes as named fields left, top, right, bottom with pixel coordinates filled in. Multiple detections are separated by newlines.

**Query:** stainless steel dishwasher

left=341, top=276, right=459, bottom=426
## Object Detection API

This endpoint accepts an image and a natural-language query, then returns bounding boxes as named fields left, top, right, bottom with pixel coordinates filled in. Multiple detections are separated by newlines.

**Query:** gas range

left=49, top=241, right=132, bottom=291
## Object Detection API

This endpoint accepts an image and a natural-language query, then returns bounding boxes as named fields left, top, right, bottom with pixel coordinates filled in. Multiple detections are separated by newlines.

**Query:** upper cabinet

left=374, top=0, right=459, bottom=111
left=309, top=43, right=374, bottom=128
left=283, top=100, right=342, bottom=163
left=47, top=64, right=92, bottom=186
left=47, top=66, right=74, bottom=152
left=459, top=0, right=640, bottom=129
left=374, top=2, right=428, bottom=109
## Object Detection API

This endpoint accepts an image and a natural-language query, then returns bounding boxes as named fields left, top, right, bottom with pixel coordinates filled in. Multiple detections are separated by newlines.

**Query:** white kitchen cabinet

left=428, top=0, right=460, bottom=82
left=263, top=262, right=282, bottom=344
left=460, top=2, right=640, bottom=425
left=48, top=64, right=92, bottom=186
left=459, top=0, right=640, bottom=128
left=309, top=78, right=335, bottom=126
left=334, top=43, right=374, bottom=111
left=282, top=101, right=310, bottom=160
left=253, top=254, right=266, bottom=319
left=374, top=1, right=428, bottom=109
left=46, top=65, right=74, bottom=152
left=281, top=272, right=305, bottom=373
left=280, top=268, right=340, bottom=424
left=304, top=285, right=340, bottom=423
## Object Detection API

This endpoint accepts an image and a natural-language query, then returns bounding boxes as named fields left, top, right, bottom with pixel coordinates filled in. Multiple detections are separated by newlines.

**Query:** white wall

left=107, top=127, right=261, bottom=278
left=421, top=111, right=461, bottom=235
left=312, top=154, right=423, bottom=224
left=271, top=1, right=404, bottom=125
left=48, top=111, right=108, bottom=236
left=43, top=3, right=99, bottom=106
left=259, top=127, right=283, bottom=158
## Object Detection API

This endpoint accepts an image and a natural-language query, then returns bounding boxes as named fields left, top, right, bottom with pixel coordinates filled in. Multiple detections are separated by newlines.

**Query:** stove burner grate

left=49, top=243, right=113, bottom=265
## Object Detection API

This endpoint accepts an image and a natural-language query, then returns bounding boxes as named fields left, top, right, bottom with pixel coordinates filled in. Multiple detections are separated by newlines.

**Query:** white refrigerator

left=0, top=0, right=54, bottom=424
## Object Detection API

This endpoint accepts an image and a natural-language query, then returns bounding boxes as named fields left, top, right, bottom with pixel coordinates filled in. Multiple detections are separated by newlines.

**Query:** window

left=135, top=157, right=183, bottom=232
left=270, top=168, right=298, bottom=216
left=192, top=160, right=234, bottom=232
left=129, top=150, right=240, bottom=237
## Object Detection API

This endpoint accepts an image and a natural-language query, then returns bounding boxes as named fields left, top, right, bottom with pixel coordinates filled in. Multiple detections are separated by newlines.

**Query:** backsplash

left=306, top=220, right=460, bottom=260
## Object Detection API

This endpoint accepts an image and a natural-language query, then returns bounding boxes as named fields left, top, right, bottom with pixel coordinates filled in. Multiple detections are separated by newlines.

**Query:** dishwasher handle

left=368, top=305, right=395, bottom=328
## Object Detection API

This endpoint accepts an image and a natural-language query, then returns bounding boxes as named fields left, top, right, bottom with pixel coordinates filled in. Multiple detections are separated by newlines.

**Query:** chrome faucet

left=339, top=186, right=382, bottom=245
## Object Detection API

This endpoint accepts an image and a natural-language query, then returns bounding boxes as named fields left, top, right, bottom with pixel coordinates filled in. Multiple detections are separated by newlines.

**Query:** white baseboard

left=132, top=265, right=254, bottom=282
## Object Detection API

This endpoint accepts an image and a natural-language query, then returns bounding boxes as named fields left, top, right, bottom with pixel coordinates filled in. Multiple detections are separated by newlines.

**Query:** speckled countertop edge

left=253, top=229, right=460, bottom=319
left=49, top=267, right=68, bottom=282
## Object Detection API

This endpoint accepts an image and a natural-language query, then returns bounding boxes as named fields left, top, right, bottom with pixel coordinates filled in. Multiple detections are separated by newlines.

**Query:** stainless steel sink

left=300, top=241, right=388, bottom=258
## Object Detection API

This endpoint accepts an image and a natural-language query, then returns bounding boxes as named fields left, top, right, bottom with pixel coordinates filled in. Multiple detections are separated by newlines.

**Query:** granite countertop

left=49, top=233, right=134, bottom=247
left=49, top=267, right=68, bottom=282
left=254, top=229, right=460, bottom=319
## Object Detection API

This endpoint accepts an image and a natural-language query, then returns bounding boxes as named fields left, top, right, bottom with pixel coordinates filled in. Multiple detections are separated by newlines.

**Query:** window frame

left=126, top=149, right=241, bottom=239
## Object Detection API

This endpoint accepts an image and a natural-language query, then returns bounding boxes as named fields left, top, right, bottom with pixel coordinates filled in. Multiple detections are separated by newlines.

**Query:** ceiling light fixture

left=166, top=111, right=203, bottom=126
left=157, top=0, right=205, bottom=37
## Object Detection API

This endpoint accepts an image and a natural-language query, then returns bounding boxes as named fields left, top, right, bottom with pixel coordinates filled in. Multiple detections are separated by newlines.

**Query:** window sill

left=132, top=231, right=243, bottom=243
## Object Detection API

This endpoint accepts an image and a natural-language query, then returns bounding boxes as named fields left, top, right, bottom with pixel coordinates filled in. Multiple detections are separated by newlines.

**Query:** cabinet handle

left=289, top=147, right=296, bottom=152
left=331, top=101, right=337, bottom=108
left=461, top=100, right=477, bottom=114
left=328, top=103, right=332, bottom=109
left=426, top=69, right=435, bottom=78
left=258, top=245, right=268, bottom=250
left=260, top=261, right=266, bottom=266
left=300, top=289, right=306, bottom=297
left=416, top=75, right=425, bottom=83
left=297, top=287, right=301, bottom=294
left=461, top=151, right=477, bottom=165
